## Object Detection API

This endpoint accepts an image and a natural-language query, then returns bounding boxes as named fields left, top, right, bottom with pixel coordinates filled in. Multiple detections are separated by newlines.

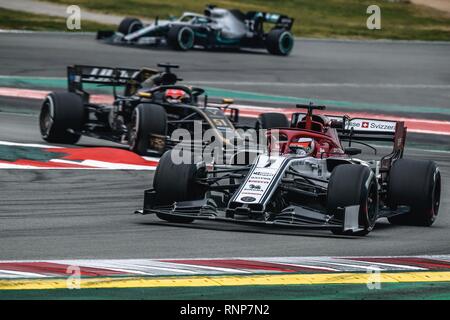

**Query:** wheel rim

left=364, top=180, right=378, bottom=230
left=279, top=32, right=293, bottom=54
left=431, top=171, right=441, bottom=218
left=39, top=97, right=54, bottom=138
left=129, top=109, right=139, bottom=150
left=128, top=21, right=142, bottom=34
left=179, top=27, right=194, bottom=50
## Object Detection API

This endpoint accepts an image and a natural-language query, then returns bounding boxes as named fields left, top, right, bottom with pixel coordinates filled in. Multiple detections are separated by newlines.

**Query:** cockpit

left=177, top=12, right=210, bottom=24
left=204, top=8, right=248, bottom=39
left=266, top=104, right=344, bottom=157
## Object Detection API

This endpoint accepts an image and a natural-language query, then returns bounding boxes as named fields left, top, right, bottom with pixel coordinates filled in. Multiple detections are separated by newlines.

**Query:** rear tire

left=153, top=150, right=206, bottom=223
left=266, top=29, right=294, bottom=56
left=388, top=159, right=441, bottom=226
left=256, top=113, right=289, bottom=130
left=327, top=164, right=378, bottom=236
left=39, top=92, right=84, bottom=144
left=118, top=17, right=143, bottom=35
left=129, top=104, right=167, bottom=156
left=167, top=25, right=195, bottom=51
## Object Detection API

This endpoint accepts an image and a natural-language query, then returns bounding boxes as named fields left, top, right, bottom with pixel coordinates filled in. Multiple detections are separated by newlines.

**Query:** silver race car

left=97, top=5, right=295, bottom=55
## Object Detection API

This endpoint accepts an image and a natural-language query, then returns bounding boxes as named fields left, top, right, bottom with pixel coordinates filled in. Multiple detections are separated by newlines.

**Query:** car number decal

left=232, top=155, right=288, bottom=204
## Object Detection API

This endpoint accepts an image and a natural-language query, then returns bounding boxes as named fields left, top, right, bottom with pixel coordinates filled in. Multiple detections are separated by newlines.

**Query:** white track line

left=304, top=259, right=389, bottom=271
left=0, top=270, right=48, bottom=278
left=0, top=140, right=61, bottom=148
left=160, top=263, right=251, bottom=274
left=0, top=163, right=38, bottom=169
left=50, top=159, right=156, bottom=170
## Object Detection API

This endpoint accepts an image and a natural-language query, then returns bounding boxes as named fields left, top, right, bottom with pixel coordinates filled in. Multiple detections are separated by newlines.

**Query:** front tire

left=266, top=29, right=294, bottom=56
left=327, top=164, right=378, bottom=236
left=118, top=17, right=143, bottom=35
left=167, top=25, right=195, bottom=51
left=129, top=104, right=167, bottom=156
left=39, top=92, right=85, bottom=144
left=388, top=159, right=441, bottom=226
left=153, top=150, right=206, bottom=223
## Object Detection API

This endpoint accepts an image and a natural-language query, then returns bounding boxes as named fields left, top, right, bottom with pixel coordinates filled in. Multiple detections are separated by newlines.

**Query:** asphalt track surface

left=0, top=32, right=449, bottom=260
left=1, top=32, right=450, bottom=115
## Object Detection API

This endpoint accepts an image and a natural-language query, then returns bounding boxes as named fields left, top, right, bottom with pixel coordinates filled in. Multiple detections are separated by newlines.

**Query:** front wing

left=136, top=189, right=365, bottom=232
left=97, top=31, right=166, bottom=46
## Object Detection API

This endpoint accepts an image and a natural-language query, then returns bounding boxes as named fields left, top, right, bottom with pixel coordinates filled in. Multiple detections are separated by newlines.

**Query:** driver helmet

left=164, top=89, right=188, bottom=104
left=289, top=137, right=315, bottom=156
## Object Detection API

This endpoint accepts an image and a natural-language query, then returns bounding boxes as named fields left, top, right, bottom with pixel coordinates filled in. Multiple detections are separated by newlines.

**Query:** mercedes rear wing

left=262, top=13, right=294, bottom=30
left=245, top=11, right=294, bottom=30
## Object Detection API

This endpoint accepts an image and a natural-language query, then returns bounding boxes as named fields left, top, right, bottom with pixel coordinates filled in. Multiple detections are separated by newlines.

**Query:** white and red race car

left=138, top=104, right=441, bottom=236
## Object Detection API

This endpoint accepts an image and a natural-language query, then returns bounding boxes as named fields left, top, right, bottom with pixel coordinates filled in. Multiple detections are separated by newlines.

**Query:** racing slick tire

left=327, top=164, right=378, bottom=236
left=256, top=113, right=289, bottom=130
left=118, top=17, right=143, bottom=35
left=266, top=29, right=294, bottom=56
left=153, top=150, right=207, bottom=223
left=129, top=104, right=167, bottom=156
left=388, top=159, right=441, bottom=226
left=39, top=92, right=84, bottom=144
left=167, top=25, right=195, bottom=51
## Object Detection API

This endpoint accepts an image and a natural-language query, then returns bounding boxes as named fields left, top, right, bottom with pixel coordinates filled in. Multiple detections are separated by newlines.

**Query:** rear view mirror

left=344, top=147, right=362, bottom=156
left=330, top=120, right=343, bottom=129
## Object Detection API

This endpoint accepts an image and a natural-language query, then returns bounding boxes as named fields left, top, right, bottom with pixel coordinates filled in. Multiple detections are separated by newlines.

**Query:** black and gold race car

left=39, top=63, right=278, bottom=158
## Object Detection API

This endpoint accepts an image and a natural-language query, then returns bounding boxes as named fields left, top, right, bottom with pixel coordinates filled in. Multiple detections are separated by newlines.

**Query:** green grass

left=0, top=7, right=112, bottom=31
left=41, top=0, right=450, bottom=40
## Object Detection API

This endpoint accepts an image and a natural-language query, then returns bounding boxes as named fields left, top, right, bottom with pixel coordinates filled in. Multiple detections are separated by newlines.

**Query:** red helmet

left=165, top=89, right=187, bottom=103
left=289, top=137, right=315, bottom=156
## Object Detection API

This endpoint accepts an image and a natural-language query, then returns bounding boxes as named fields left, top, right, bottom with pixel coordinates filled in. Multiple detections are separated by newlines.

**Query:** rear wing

left=339, top=117, right=403, bottom=139
left=246, top=11, right=294, bottom=30
left=67, top=65, right=157, bottom=101
left=290, top=112, right=407, bottom=154
left=338, top=117, right=407, bottom=159
left=341, top=117, right=408, bottom=174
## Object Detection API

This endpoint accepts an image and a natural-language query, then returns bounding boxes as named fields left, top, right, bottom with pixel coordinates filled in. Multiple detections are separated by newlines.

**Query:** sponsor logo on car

left=85, top=67, right=140, bottom=82
left=253, top=171, right=274, bottom=177
left=346, top=119, right=396, bottom=132
left=240, top=196, right=256, bottom=203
